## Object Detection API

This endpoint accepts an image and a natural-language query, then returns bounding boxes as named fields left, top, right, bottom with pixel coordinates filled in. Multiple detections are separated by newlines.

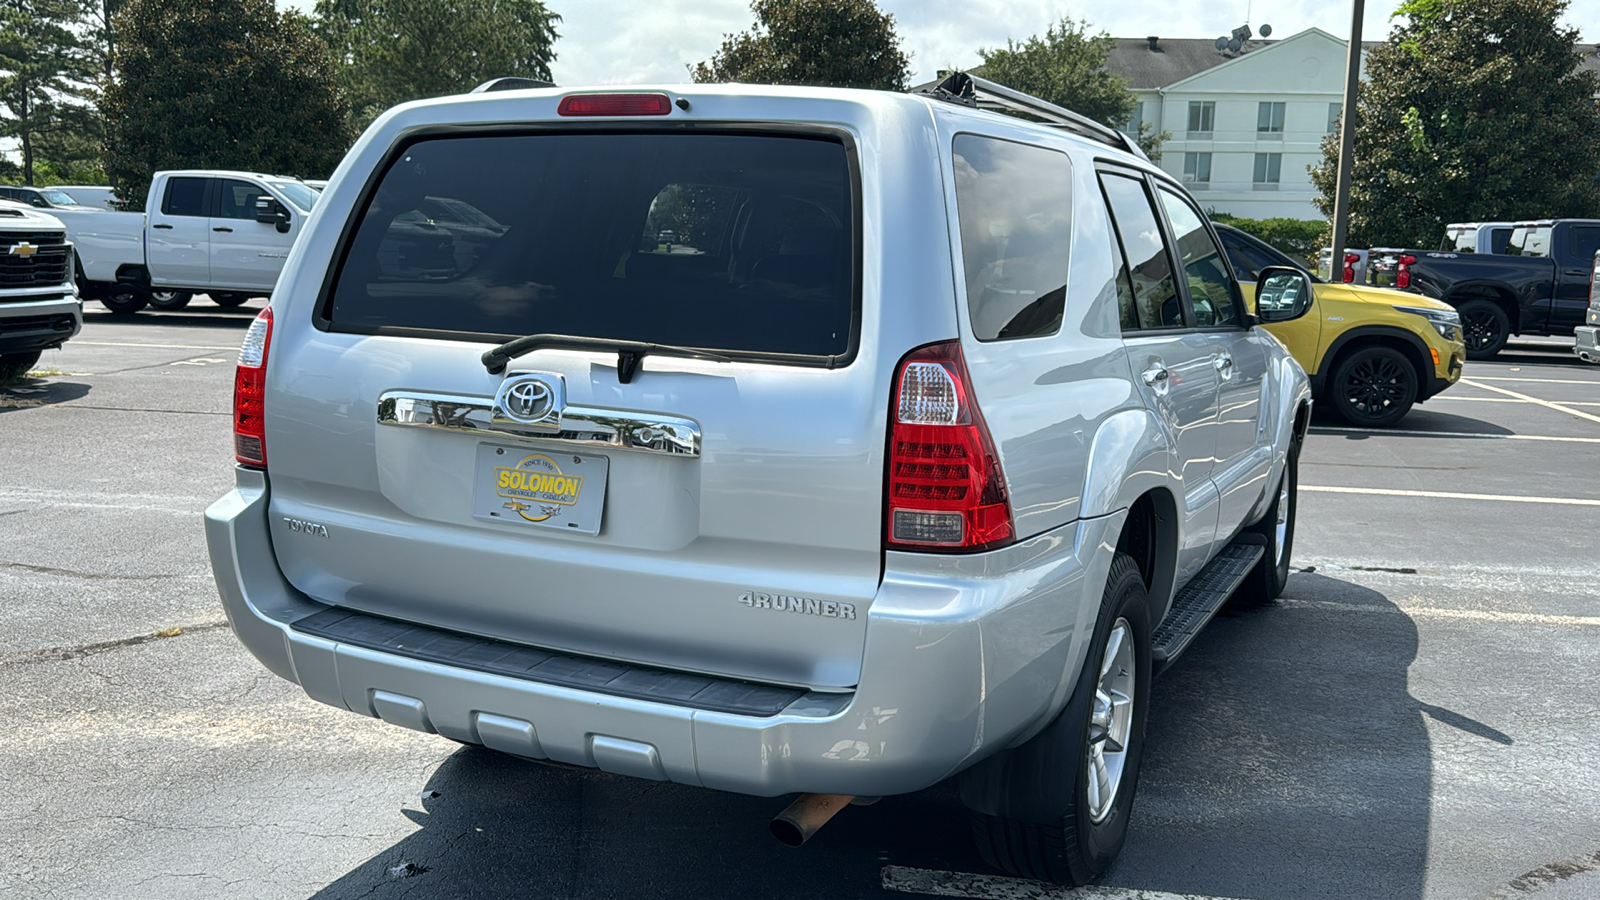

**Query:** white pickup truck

left=60, top=169, right=317, bottom=314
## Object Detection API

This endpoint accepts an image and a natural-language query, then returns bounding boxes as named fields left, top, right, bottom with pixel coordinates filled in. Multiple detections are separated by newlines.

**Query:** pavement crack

left=0, top=620, right=229, bottom=670
left=0, top=560, right=177, bottom=581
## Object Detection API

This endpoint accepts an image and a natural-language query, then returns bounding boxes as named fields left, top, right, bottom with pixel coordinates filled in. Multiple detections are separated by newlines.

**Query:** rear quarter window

left=951, top=134, right=1072, bottom=341
left=324, top=131, right=856, bottom=360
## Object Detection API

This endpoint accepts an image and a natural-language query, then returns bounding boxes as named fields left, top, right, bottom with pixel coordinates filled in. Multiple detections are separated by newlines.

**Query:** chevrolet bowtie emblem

left=8, top=242, right=38, bottom=258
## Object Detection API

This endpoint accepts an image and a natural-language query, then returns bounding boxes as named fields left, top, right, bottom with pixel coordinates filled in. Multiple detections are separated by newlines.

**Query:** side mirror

left=254, top=195, right=291, bottom=233
left=1254, top=266, right=1314, bottom=323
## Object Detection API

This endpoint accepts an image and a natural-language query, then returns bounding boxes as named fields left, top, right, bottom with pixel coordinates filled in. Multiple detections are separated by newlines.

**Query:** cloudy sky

left=281, top=0, right=1597, bottom=87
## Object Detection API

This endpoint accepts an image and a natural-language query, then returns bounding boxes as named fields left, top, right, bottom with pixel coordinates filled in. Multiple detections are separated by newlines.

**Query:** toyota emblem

left=494, top=374, right=561, bottom=425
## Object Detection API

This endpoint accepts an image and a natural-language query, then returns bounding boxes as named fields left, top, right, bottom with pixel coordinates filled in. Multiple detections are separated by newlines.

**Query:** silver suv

left=205, top=74, right=1313, bottom=885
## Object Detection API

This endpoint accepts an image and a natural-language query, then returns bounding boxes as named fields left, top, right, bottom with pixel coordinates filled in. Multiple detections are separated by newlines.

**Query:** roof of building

left=1107, top=31, right=1600, bottom=91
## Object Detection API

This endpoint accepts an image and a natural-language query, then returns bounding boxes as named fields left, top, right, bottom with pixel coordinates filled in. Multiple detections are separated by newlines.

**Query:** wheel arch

left=1312, top=326, right=1431, bottom=402
left=1113, top=488, right=1179, bottom=628
left=1443, top=283, right=1519, bottom=335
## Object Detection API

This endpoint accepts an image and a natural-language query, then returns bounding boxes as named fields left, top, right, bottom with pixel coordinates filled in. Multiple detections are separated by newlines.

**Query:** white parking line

left=1459, top=378, right=1600, bottom=425
left=1431, top=396, right=1600, bottom=407
left=1278, top=598, right=1600, bottom=628
left=71, top=341, right=238, bottom=351
left=1466, top=375, right=1600, bottom=386
left=1309, top=427, right=1600, bottom=444
left=1303, top=485, right=1600, bottom=507
left=881, top=866, right=1247, bottom=900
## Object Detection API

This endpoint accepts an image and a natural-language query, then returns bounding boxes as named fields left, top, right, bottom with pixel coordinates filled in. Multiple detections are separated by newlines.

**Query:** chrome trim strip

left=376, top=391, right=701, bottom=458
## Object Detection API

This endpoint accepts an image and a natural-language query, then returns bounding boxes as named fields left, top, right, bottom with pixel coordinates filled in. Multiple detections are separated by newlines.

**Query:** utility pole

left=1330, top=0, right=1366, bottom=278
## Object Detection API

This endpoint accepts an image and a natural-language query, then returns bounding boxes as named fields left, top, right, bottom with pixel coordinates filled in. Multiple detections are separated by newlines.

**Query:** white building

left=1107, top=28, right=1366, bottom=220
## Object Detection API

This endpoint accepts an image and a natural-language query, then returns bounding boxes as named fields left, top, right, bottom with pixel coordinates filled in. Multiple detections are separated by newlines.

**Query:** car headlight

left=1394, top=305, right=1463, bottom=343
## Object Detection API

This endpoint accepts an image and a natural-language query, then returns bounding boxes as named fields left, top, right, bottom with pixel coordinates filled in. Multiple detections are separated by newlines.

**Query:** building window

left=1182, top=152, right=1212, bottom=189
left=1187, top=101, right=1214, bottom=138
left=1123, top=101, right=1143, bottom=137
left=1257, top=101, right=1285, bottom=138
left=1253, top=153, right=1282, bottom=190
left=1327, top=102, right=1342, bottom=134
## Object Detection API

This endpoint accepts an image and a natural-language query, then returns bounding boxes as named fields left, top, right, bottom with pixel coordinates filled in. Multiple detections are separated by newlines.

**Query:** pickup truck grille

left=0, top=231, right=71, bottom=290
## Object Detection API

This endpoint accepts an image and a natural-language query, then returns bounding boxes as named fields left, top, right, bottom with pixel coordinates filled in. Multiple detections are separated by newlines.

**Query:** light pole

left=1330, top=0, right=1366, bottom=278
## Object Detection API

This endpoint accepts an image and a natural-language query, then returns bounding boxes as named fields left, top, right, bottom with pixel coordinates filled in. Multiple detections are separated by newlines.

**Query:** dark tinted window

left=218, top=179, right=269, bottom=220
left=162, top=177, right=209, bottom=217
left=1100, top=173, right=1182, bottom=329
left=160, top=176, right=209, bottom=216
left=952, top=135, right=1071, bottom=341
left=1568, top=226, right=1600, bottom=263
left=1489, top=228, right=1512, bottom=255
left=1221, top=230, right=1280, bottom=282
left=327, top=133, right=854, bottom=358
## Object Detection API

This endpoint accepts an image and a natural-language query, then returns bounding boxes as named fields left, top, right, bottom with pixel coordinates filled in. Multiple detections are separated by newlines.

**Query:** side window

left=1568, top=226, right=1600, bottom=264
left=1157, top=188, right=1242, bottom=328
left=1099, top=173, right=1182, bottom=330
left=217, top=179, right=269, bottom=220
left=1220, top=232, right=1262, bottom=282
left=161, top=177, right=209, bottom=217
left=1490, top=228, right=1512, bottom=255
left=951, top=134, right=1072, bottom=341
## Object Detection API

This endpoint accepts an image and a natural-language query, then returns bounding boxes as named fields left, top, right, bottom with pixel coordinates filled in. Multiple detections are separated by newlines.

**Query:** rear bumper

left=1576, top=326, right=1600, bottom=364
left=0, top=290, right=80, bottom=354
left=205, top=469, right=1117, bottom=797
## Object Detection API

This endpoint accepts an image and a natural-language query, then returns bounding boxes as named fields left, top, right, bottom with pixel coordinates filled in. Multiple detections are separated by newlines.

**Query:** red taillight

left=233, top=307, right=272, bottom=467
left=557, top=93, right=672, bottom=117
left=886, top=342, right=1014, bottom=552
left=1343, top=253, right=1360, bottom=283
left=1397, top=254, right=1417, bottom=290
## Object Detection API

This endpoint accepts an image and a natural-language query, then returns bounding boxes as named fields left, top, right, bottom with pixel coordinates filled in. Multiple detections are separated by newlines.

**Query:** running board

left=1151, top=538, right=1265, bottom=671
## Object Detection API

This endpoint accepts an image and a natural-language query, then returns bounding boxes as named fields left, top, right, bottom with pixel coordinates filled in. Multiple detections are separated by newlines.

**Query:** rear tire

left=1233, top=441, right=1298, bottom=607
left=961, top=553, right=1152, bottom=886
left=211, top=293, right=250, bottom=308
left=1457, top=298, right=1509, bottom=360
left=148, top=290, right=192, bottom=310
left=0, top=351, right=42, bottom=382
left=1328, top=345, right=1416, bottom=427
left=101, top=290, right=149, bottom=315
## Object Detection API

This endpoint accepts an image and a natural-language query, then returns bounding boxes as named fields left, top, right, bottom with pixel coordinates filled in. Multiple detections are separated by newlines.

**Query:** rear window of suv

left=324, top=132, right=856, bottom=360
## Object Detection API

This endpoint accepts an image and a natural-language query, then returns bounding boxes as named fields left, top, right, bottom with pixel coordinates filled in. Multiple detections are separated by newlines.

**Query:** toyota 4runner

left=205, top=74, right=1313, bottom=885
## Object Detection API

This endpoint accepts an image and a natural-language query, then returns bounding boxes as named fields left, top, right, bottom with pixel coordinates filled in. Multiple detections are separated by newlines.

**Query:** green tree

left=316, top=0, right=560, bottom=127
left=102, top=0, right=352, bottom=209
left=974, top=17, right=1167, bottom=159
left=692, top=0, right=910, bottom=92
left=1311, top=0, right=1600, bottom=247
left=0, top=0, right=100, bottom=185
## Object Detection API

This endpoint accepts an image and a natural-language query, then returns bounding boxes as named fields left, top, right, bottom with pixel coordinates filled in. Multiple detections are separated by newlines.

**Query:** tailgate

left=263, top=127, right=887, bottom=689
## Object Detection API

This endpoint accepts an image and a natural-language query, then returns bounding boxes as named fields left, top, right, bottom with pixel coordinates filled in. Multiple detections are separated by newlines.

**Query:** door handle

left=1213, top=354, right=1234, bottom=371
left=1140, top=365, right=1170, bottom=386
left=152, top=224, right=173, bottom=230
left=1565, top=269, right=1589, bottom=277
left=213, top=226, right=233, bottom=233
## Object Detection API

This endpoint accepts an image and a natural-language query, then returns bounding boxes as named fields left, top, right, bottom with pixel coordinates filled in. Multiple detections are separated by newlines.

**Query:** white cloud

left=289, top=0, right=1596, bottom=90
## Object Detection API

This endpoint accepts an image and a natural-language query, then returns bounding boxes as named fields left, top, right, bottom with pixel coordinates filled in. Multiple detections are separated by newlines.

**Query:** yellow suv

left=1216, top=224, right=1465, bottom=427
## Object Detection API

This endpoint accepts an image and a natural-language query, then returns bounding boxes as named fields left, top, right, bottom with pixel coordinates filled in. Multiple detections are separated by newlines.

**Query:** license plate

left=473, top=443, right=608, bottom=535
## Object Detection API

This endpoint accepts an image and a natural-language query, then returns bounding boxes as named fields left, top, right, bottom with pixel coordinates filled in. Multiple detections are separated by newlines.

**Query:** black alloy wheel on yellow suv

left=1328, top=345, right=1416, bottom=428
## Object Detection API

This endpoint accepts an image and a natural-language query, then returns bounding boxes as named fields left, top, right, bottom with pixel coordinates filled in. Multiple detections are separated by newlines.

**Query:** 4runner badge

left=739, top=591, right=857, bottom=620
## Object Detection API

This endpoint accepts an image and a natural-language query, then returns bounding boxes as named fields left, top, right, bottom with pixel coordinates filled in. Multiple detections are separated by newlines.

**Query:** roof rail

left=913, top=71, right=1145, bottom=159
left=471, top=77, right=558, bottom=93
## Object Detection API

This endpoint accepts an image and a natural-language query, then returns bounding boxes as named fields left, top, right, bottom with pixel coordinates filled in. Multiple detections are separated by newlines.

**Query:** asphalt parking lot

left=3, top=304, right=1598, bottom=900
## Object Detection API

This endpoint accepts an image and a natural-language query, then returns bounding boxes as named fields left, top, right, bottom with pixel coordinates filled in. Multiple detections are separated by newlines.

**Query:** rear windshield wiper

left=482, top=334, right=733, bottom=384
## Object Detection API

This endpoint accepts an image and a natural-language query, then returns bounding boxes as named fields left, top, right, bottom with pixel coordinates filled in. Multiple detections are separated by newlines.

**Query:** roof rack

left=471, top=77, right=558, bottom=93
left=913, top=71, right=1145, bottom=159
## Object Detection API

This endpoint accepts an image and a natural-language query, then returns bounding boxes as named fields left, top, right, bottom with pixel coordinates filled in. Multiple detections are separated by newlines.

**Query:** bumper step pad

left=291, top=606, right=809, bottom=717
left=1151, top=539, right=1265, bottom=669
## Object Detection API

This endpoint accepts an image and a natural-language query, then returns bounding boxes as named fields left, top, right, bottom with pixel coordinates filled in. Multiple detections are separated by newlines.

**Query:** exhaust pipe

left=769, top=793, right=853, bottom=846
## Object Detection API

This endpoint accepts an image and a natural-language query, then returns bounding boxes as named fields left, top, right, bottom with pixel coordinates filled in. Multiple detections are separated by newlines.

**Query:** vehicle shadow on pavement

left=1493, top=342, right=1591, bottom=369
left=309, top=747, right=984, bottom=899
left=1107, top=571, right=1433, bottom=899
left=0, top=377, right=89, bottom=414
left=82, top=307, right=260, bottom=329
left=1311, top=404, right=1515, bottom=436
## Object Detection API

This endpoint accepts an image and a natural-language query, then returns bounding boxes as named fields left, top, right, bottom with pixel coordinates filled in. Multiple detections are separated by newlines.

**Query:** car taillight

left=1397, top=254, right=1417, bottom=290
left=886, top=341, right=1014, bottom=552
left=1343, top=253, right=1360, bottom=283
left=233, top=307, right=272, bottom=467
left=557, top=93, right=672, bottom=116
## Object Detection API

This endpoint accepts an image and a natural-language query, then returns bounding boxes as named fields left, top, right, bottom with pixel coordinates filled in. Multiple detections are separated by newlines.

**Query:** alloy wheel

left=1086, top=618, right=1136, bottom=824
left=1461, top=307, right=1502, bottom=353
left=1341, top=355, right=1410, bottom=419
